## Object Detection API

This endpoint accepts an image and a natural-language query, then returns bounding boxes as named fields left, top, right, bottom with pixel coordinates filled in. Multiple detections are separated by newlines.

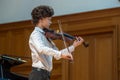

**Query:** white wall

left=0, top=0, right=120, bottom=24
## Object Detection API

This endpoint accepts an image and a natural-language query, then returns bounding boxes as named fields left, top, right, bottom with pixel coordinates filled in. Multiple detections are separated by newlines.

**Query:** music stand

left=0, top=55, right=27, bottom=80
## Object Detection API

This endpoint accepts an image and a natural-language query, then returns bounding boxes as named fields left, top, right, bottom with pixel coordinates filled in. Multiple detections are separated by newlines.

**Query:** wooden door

left=67, top=26, right=117, bottom=80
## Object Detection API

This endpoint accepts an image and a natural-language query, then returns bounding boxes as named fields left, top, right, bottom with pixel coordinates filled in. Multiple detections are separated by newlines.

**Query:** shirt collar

left=35, top=27, right=45, bottom=34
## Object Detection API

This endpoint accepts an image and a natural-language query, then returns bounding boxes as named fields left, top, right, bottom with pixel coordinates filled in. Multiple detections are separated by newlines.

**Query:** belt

left=32, top=67, right=50, bottom=75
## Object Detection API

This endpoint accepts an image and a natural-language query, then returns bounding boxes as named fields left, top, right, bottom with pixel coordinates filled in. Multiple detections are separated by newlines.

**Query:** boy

left=29, top=5, right=84, bottom=80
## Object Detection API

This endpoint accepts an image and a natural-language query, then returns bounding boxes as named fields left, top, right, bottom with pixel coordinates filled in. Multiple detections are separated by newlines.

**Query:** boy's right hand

left=61, top=53, right=73, bottom=61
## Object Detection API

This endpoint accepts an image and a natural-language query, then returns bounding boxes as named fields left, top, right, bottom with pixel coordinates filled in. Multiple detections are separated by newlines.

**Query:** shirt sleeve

left=60, top=45, right=75, bottom=55
left=53, top=45, right=75, bottom=60
left=29, top=31, right=62, bottom=60
left=29, top=31, right=75, bottom=60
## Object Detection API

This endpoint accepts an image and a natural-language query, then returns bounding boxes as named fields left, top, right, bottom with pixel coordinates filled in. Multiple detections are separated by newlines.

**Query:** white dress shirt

left=29, top=27, right=75, bottom=71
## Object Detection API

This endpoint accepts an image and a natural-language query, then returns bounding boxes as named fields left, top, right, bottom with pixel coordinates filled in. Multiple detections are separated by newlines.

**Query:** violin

left=43, top=28, right=89, bottom=48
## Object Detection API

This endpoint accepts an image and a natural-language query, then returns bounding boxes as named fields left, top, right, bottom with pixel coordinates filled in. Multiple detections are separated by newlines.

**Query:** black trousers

left=29, top=67, right=51, bottom=80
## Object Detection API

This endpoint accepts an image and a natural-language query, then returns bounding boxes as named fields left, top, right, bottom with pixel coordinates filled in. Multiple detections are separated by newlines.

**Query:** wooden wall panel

left=10, top=29, right=25, bottom=56
left=95, top=33, right=113, bottom=80
left=0, top=31, right=9, bottom=54
left=67, top=26, right=117, bottom=80
left=23, top=28, right=33, bottom=57
left=0, top=7, right=120, bottom=80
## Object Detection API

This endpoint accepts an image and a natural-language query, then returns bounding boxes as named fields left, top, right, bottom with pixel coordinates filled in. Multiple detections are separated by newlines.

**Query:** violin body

left=43, top=28, right=73, bottom=42
left=43, top=28, right=89, bottom=47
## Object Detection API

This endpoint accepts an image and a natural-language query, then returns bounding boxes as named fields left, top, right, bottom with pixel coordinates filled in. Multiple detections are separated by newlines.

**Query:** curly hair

left=31, top=5, right=54, bottom=25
